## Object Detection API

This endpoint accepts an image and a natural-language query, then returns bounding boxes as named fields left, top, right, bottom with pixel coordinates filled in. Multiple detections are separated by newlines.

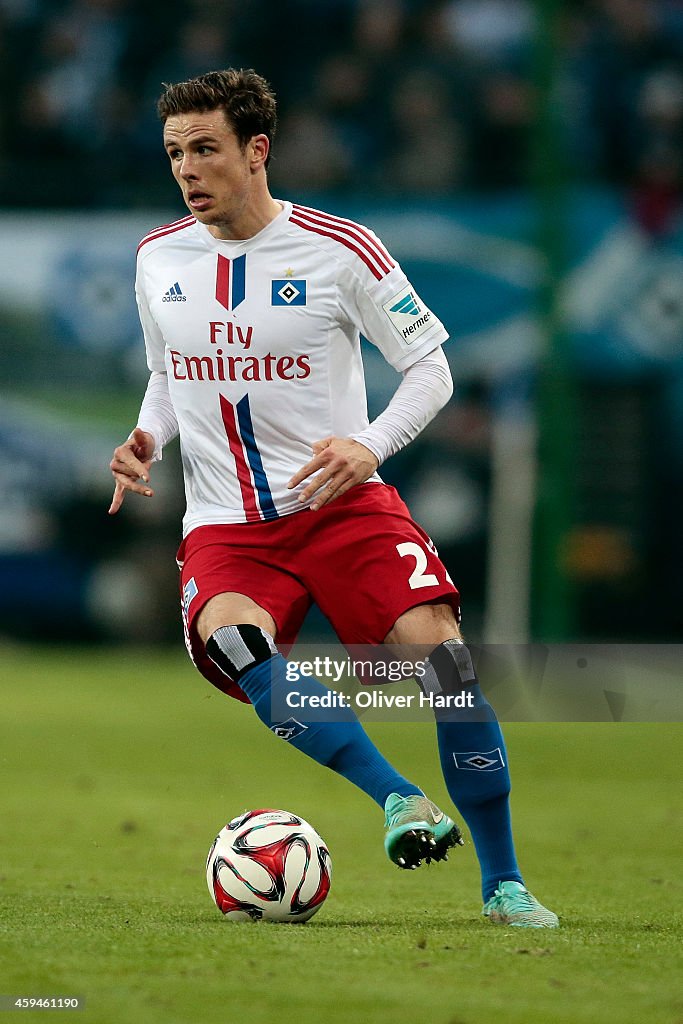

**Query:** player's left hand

left=288, top=437, right=379, bottom=511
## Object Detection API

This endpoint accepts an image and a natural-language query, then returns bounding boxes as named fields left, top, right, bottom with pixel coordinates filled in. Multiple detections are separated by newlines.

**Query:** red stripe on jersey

left=290, top=215, right=384, bottom=281
left=219, top=395, right=261, bottom=522
left=293, top=204, right=395, bottom=268
left=143, top=214, right=194, bottom=238
left=292, top=204, right=395, bottom=276
left=137, top=216, right=195, bottom=253
left=216, top=254, right=231, bottom=310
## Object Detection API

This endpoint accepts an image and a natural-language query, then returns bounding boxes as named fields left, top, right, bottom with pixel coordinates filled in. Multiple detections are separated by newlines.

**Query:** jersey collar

left=195, top=200, right=293, bottom=253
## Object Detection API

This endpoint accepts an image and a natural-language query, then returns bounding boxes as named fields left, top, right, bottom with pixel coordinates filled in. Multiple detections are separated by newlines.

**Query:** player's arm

left=109, top=251, right=180, bottom=515
left=290, top=232, right=452, bottom=510
left=108, top=370, right=179, bottom=514
left=350, top=345, right=452, bottom=464
left=288, top=347, right=452, bottom=510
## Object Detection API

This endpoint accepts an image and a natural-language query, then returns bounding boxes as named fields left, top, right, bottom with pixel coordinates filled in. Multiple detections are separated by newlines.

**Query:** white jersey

left=135, top=200, right=448, bottom=533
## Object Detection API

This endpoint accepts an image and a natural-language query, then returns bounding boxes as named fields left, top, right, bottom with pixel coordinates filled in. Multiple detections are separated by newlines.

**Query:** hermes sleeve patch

left=382, top=284, right=435, bottom=346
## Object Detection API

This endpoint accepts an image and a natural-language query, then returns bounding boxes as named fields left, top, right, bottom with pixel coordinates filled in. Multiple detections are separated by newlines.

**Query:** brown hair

left=157, top=69, right=277, bottom=166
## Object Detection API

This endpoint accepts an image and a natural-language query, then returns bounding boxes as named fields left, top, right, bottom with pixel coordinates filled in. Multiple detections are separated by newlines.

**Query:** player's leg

left=195, top=591, right=424, bottom=811
left=296, top=486, right=465, bottom=866
left=387, top=602, right=558, bottom=927
left=385, top=604, right=521, bottom=896
left=303, top=484, right=556, bottom=921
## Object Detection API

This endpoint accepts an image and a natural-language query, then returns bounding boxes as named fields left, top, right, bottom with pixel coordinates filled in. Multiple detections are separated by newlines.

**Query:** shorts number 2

left=396, top=541, right=439, bottom=589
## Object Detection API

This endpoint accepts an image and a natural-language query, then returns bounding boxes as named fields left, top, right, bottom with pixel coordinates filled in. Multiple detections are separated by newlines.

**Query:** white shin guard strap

left=206, top=624, right=278, bottom=681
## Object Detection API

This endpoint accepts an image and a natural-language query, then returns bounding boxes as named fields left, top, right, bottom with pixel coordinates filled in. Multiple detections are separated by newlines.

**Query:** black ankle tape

left=206, top=624, right=278, bottom=681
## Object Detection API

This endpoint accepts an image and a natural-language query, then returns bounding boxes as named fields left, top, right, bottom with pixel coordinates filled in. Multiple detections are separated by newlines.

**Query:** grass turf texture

left=1, top=645, right=681, bottom=1024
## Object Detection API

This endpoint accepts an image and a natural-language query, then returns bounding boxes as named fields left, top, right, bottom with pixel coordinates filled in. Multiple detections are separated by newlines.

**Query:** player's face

left=163, top=110, right=259, bottom=234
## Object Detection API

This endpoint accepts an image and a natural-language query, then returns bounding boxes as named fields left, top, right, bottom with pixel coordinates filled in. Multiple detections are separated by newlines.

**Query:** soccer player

left=109, top=69, right=557, bottom=927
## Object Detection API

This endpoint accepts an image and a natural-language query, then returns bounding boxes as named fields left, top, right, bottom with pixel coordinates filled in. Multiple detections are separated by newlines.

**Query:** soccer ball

left=206, top=809, right=332, bottom=923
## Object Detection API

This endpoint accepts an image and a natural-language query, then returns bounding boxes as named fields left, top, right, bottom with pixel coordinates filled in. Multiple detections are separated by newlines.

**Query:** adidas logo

left=389, top=291, right=420, bottom=316
left=162, top=282, right=187, bottom=302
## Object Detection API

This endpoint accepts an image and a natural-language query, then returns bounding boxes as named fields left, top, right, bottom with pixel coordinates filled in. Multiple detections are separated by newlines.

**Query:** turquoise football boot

left=384, top=793, right=463, bottom=869
left=482, top=880, right=559, bottom=927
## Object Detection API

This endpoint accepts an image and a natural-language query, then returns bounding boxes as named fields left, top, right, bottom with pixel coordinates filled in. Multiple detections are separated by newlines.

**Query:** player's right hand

left=108, top=427, right=156, bottom=515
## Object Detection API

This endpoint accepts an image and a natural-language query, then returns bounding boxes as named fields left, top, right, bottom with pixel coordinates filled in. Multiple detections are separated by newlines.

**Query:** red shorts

left=177, top=483, right=460, bottom=701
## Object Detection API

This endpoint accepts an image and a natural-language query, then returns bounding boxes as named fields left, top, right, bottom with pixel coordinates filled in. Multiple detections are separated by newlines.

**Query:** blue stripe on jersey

left=232, top=254, right=246, bottom=309
left=235, top=395, right=279, bottom=520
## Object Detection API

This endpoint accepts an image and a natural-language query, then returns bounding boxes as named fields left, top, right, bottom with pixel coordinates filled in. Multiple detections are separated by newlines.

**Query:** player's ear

left=249, top=134, right=270, bottom=171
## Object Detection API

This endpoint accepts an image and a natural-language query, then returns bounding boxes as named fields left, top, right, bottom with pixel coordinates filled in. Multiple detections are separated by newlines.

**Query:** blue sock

left=436, top=684, right=523, bottom=902
left=238, top=653, right=421, bottom=809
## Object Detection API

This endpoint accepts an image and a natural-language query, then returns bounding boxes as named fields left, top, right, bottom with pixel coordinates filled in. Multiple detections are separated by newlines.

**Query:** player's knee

left=206, top=623, right=278, bottom=682
left=385, top=600, right=460, bottom=645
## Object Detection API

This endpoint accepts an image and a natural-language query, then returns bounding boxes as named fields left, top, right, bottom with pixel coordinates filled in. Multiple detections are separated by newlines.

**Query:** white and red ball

left=206, top=809, right=332, bottom=923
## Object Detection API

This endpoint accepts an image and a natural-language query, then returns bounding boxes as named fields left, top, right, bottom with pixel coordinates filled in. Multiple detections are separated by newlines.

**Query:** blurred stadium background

left=1, top=0, right=683, bottom=650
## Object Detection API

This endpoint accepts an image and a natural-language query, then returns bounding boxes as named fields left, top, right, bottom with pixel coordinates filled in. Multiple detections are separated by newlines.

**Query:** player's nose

left=179, top=155, right=198, bottom=180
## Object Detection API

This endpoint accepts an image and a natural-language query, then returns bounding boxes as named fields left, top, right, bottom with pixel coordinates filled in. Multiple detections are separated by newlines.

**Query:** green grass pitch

left=1, top=645, right=681, bottom=1024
